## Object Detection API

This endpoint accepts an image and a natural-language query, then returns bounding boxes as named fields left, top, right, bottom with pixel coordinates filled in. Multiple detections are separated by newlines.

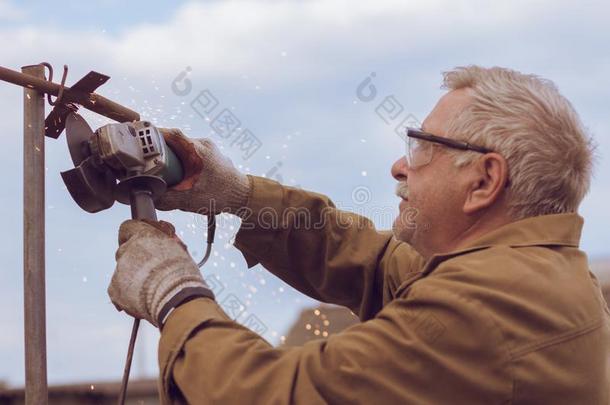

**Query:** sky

left=1, top=0, right=609, bottom=387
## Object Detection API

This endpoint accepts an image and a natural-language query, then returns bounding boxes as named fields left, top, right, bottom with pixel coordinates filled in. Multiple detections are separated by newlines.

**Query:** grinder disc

left=65, top=113, right=94, bottom=166
left=60, top=159, right=116, bottom=213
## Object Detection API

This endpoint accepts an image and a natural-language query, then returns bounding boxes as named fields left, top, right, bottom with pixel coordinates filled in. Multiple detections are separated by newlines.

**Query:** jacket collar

left=421, top=213, right=584, bottom=274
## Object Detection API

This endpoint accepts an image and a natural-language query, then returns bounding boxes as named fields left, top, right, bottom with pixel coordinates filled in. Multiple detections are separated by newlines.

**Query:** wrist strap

left=157, top=286, right=215, bottom=329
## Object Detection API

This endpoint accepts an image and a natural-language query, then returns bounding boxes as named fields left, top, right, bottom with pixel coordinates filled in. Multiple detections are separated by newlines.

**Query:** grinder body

left=94, top=121, right=183, bottom=186
left=61, top=113, right=184, bottom=213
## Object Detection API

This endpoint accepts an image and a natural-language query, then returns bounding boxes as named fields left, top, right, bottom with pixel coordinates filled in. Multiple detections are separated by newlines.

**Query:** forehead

left=421, top=88, right=473, bottom=137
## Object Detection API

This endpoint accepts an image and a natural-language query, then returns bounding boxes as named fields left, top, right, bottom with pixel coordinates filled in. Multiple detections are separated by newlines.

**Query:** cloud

left=0, top=0, right=25, bottom=21
left=1, top=0, right=608, bottom=85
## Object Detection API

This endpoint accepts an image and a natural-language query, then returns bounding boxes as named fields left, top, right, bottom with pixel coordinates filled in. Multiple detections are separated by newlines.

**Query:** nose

left=391, top=156, right=408, bottom=181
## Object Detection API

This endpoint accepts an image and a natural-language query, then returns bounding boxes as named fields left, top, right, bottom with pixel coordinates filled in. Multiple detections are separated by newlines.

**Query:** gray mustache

left=395, top=182, right=409, bottom=199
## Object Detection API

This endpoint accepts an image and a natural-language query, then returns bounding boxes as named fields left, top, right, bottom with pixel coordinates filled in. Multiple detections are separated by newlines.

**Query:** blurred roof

left=591, top=257, right=610, bottom=304
left=591, top=257, right=610, bottom=282
left=0, top=379, right=158, bottom=404
left=282, top=303, right=360, bottom=347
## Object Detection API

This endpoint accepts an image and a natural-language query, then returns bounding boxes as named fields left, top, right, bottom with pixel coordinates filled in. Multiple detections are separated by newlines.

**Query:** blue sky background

left=1, top=0, right=609, bottom=387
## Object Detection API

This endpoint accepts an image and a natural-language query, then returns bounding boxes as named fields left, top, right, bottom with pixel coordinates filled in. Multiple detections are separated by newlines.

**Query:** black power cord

left=198, top=214, right=216, bottom=268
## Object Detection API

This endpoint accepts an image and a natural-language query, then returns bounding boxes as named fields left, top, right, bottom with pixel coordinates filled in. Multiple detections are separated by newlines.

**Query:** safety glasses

left=405, top=127, right=493, bottom=168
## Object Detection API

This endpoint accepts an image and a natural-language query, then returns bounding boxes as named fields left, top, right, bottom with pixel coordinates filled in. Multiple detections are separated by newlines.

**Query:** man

left=108, top=66, right=610, bottom=404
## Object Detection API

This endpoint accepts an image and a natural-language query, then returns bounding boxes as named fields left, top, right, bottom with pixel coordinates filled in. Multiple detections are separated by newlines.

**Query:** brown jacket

left=158, top=175, right=610, bottom=404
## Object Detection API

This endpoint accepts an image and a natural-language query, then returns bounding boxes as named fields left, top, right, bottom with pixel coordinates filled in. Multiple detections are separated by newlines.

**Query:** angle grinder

left=61, top=112, right=214, bottom=404
left=61, top=112, right=183, bottom=216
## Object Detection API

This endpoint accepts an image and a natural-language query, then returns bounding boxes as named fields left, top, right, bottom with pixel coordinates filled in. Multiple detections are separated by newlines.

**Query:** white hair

left=442, top=65, right=595, bottom=220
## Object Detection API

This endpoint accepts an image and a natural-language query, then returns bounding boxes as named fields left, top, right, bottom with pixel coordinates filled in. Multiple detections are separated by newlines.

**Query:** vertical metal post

left=22, top=64, right=47, bottom=404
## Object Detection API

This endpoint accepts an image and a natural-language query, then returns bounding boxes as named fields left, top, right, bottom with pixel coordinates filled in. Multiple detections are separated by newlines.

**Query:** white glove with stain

left=155, top=128, right=251, bottom=215
left=108, top=219, right=214, bottom=327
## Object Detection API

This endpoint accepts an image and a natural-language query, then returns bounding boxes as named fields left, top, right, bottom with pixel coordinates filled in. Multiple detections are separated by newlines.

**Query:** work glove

left=155, top=128, right=251, bottom=215
left=107, top=219, right=215, bottom=328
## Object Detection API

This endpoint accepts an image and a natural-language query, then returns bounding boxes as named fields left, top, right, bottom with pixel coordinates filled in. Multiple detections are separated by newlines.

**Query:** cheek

left=409, top=177, right=440, bottom=207
left=438, top=181, right=467, bottom=218
left=410, top=174, right=463, bottom=218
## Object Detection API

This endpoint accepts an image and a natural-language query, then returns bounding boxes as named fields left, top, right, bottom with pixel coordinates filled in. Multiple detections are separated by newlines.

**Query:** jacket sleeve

left=158, top=283, right=510, bottom=405
left=233, top=175, right=424, bottom=320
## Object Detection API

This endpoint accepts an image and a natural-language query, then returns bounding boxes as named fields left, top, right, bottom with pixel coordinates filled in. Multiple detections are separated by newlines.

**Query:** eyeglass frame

left=406, top=127, right=493, bottom=155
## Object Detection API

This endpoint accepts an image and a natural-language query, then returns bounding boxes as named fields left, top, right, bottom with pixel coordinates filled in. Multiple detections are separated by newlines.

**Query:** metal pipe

left=22, top=64, right=48, bottom=404
left=0, top=65, right=140, bottom=125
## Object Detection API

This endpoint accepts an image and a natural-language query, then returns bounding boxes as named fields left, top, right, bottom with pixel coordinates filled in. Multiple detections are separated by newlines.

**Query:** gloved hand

left=108, top=219, right=215, bottom=327
left=155, top=128, right=251, bottom=215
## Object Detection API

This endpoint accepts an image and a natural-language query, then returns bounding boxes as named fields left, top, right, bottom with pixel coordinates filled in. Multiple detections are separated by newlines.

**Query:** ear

left=463, top=153, right=508, bottom=214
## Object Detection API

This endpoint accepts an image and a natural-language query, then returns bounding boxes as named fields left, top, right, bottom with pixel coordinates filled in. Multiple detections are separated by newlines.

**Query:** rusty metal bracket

left=0, top=63, right=140, bottom=138
left=40, top=62, right=69, bottom=107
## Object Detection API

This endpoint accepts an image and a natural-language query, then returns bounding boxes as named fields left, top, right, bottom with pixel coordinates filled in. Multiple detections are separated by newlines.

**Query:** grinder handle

left=129, top=186, right=158, bottom=221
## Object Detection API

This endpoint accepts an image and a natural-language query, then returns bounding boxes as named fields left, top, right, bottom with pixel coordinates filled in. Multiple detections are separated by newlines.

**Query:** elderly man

left=108, top=66, right=610, bottom=404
